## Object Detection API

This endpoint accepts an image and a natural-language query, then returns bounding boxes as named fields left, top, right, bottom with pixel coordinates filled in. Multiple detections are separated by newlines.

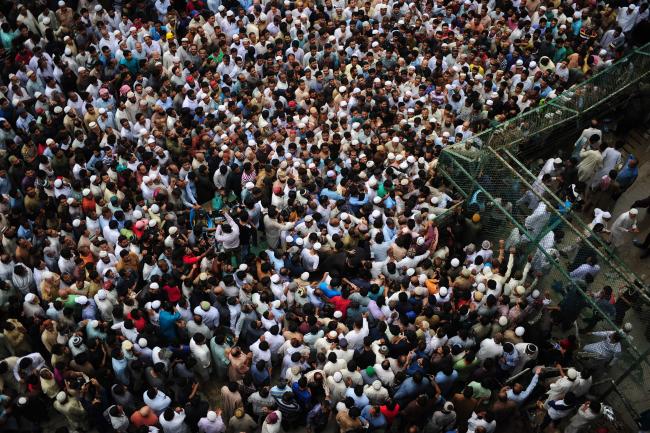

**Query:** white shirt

left=476, top=338, right=503, bottom=361
left=344, top=318, right=369, bottom=351
left=143, top=390, right=171, bottom=415
left=159, top=409, right=188, bottom=433
left=250, top=339, right=272, bottom=364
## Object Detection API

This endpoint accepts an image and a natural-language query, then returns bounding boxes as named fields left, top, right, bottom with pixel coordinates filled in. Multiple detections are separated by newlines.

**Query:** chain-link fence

left=436, top=43, right=650, bottom=426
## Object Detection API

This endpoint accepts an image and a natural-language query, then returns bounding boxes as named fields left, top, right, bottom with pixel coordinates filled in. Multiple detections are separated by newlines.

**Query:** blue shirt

left=159, top=310, right=181, bottom=342
left=319, top=282, right=342, bottom=299
left=292, top=382, right=312, bottom=408
left=251, top=366, right=270, bottom=386
left=112, top=357, right=129, bottom=385
left=435, top=370, right=459, bottom=396
left=616, top=156, right=638, bottom=188
left=320, top=188, right=344, bottom=201
left=361, top=406, right=387, bottom=428
left=507, top=373, right=539, bottom=405
left=345, top=389, right=370, bottom=409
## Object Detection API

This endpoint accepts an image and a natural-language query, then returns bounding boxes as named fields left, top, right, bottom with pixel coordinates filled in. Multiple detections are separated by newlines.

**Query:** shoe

left=633, top=239, right=645, bottom=248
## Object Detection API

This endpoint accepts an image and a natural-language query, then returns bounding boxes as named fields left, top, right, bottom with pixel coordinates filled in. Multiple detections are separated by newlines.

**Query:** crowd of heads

left=0, top=0, right=648, bottom=432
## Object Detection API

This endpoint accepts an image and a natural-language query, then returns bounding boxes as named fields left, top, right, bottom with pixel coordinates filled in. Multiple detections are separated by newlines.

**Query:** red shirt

left=127, top=312, right=146, bottom=332
left=329, top=296, right=351, bottom=319
left=182, top=254, right=200, bottom=265
left=81, top=197, right=97, bottom=214
left=162, top=284, right=181, bottom=303
left=380, top=404, right=400, bottom=424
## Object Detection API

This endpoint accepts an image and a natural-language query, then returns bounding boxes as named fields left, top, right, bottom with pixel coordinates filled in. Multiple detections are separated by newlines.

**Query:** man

left=565, top=400, right=602, bottom=433
left=53, top=391, right=88, bottom=431
left=610, top=208, right=639, bottom=250
left=198, top=410, right=225, bottom=433
left=424, top=401, right=457, bottom=433
left=580, top=286, right=616, bottom=332
left=583, top=331, right=622, bottom=365
left=505, top=367, right=541, bottom=405
left=228, top=407, right=257, bottom=432
left=214, top=211, right=240, bottom=262
left=160, top=407, right=188, bottom=433
left=539, top=392, right=578, bottom=432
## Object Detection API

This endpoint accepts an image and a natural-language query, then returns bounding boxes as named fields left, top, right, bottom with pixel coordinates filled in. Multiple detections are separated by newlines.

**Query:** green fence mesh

left=436, top=43, right=650, bottom=425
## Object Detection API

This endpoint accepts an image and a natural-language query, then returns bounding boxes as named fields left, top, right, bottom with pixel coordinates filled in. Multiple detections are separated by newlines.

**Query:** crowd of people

left=0, top=0, right=649, bottom=432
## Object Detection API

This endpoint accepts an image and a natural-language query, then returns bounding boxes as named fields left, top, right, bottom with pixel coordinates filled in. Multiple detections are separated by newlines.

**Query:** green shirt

left=57, top=294, right=78, bottom=310
left=468, top=380, right=492, bottom=399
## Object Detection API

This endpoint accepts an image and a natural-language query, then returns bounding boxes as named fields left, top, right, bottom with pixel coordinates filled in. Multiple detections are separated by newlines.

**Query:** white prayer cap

left=515, top=326, right=525, bottom=337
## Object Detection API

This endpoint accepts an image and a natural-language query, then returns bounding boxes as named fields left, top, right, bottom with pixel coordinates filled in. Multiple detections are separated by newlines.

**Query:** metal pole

left=437, top=166, right=469, bottom=199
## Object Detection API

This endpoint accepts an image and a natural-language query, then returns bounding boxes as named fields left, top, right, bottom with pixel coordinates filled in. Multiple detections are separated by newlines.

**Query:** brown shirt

left=451, top=393, right=478, bottom=426
left=336, top=411, right=363, bottom=433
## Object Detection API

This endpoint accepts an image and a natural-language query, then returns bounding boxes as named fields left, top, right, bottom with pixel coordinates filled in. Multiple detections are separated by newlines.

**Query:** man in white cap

left=53, top=391, right=88, bottom=430
left=294, top=214, right=318, bottom=237
left=609, top=208, right=639, bottom=249
left=326, top=371, right=347, bottom=404
left=546, top=367, right=581, bottom=403
left=617, top=3, right=638, bottom=33
left=96, top=249, right=118, bottom=276
left=425, top=401, right=457, bottom=433
left=22, top=293, right=44, bottom=318
left=94, top=289, right=115, bottom=321
left=198, top=409, right=225, bottom=433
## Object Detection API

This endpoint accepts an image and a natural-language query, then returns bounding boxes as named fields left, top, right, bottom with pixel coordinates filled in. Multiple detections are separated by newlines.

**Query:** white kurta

left=610, top=211, right=637, bottom=247
left=564, top=405, right=600, bottom=433
left=590, top=147, right=621, bottom=188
